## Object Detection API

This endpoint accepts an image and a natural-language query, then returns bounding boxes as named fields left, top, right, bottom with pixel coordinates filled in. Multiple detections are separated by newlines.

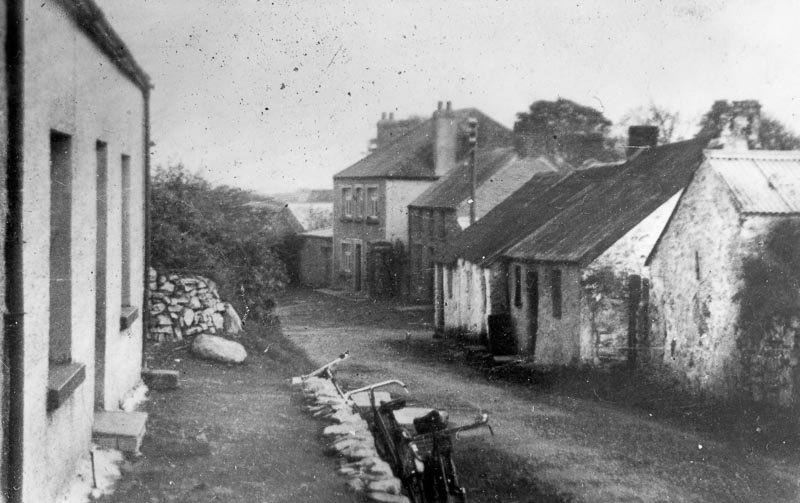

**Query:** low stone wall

left=298, top=376, right=410, bottom=503
left=147, top=268, right=241, bottom=342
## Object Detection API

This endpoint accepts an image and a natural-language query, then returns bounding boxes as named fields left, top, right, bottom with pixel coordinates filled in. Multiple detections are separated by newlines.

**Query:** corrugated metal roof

left=334, top=108, right=512, bottom=179
left=504, top=136, right=709, bottom=265
left=437, top=164, right=624, bottom=264
left=707, top=151, right=800, bottom=214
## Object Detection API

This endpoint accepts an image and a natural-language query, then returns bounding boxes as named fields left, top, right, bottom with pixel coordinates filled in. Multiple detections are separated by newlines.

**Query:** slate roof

left=334, top=108, right=512, bottom=180
left=504, top=136, right=709, bottom=266
left=410, top=148, right=570, bottom=209
left=438, top=164, right=624, bottom=265
left=707, top=150, right=800, bottom=214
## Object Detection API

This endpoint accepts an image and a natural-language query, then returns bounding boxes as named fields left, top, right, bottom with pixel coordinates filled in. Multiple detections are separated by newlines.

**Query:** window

left=367, top=186, right=379, bottom=222
left=437, top=211, right=446, bottom=239
left=427, top=210, right=435, bottom=240
left=121, top=154, right=131, bottom=307
left=513, top=265, right=522, bottom=308
left=48, top=131, right=86, bottom=412
left=341, top=242, right=353, bottom=273
left=50, top=131, right=73, bottom=364
left=354, top=186, right=364, bottom=220
left=341, top=187, right=353, bottom=219
left=446, top=267, right=453, bottom=299
left=551, top=268, right=562, bottom=319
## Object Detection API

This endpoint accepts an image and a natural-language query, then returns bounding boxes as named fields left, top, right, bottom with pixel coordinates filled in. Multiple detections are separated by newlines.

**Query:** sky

left=98, top=0, right=800, bottom=195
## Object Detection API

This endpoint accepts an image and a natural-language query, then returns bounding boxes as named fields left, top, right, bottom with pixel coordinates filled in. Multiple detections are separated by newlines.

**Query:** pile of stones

left=298, top=376, right=410, bottom=503
left=147, top=268, right=242, bottom=343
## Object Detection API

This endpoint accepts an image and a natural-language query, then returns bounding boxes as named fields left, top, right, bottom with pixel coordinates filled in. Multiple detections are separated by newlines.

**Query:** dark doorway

left=627, top=275, right=643, bottom=368
left=354, top=243, right=362, bottom=291
left=526, top=269, right=539, bottom=355
left=435, top=264, right=444, bottom=331
left=95, top=141, right=108, bottom=409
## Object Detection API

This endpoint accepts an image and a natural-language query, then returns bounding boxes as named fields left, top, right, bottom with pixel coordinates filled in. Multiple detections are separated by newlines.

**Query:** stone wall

left=648, top=164, right=743, bottom=397
left=147, top=269, right=241, bottom=342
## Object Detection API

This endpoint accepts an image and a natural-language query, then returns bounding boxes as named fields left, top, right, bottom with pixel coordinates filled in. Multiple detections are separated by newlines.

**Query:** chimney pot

left=446, top=101, right=452, bottom=112
left=381, top=112, right=387, bottom=120
left=389, top=112, right=394, bottom=120
left=437, top=101, right=443, bottom=111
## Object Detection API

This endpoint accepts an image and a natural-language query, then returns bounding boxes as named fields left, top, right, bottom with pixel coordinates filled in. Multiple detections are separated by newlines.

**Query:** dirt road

left=104, top=318, right=358, bottom=503
left=276, top=288, right=800, bottom=503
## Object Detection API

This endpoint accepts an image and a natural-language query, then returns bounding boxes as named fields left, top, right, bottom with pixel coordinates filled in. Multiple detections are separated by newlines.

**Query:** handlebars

left=303, top=350, right=350, bottom=379
left=344, top=379, right=409, bottom=400
left=413, top=412, right=494, bottom=442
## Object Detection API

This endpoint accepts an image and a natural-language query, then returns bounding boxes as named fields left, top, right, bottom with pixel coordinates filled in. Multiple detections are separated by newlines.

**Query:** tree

left=697, top=100, right=800, bottom=150
left=305, top=207, right=333, bottom=231
left=151, top=164, right=292, bottom=322
left=513, top=98, right=618, bottom=165
left=620, top=104, right=682, bottom=145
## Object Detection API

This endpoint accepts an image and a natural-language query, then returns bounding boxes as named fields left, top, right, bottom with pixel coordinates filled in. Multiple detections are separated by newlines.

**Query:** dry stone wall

left=147, top=268, right=242, bottom=342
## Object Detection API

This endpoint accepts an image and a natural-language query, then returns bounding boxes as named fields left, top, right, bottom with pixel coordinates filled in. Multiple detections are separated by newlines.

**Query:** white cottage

left=3, top=1, right=151, bottom=501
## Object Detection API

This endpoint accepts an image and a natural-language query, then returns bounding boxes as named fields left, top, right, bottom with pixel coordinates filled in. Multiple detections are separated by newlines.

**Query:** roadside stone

left=367, top=478, right=402, bottom=495
left=367, top=491, right=410, bottom=503
left=191, top=334, right=247, bottom=364
left=345, top=477, right=366, bottom=492
left=223, top=304, right=243, bottom=335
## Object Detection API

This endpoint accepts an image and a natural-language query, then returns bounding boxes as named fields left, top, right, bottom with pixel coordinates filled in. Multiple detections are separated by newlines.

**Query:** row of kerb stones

left=299, top=376, right=411, bottom=503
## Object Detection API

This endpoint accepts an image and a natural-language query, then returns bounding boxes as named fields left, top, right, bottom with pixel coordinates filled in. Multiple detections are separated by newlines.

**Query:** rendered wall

left=579, top=194, right=679, bottom=365
left=22, top=2, right=146, bottom=501
left=442, top=258, right=491, bottom=338
left=509, top=262, right=581, bottom=364
left=384, top=179, right=430, bottom=244
left=299, top=236, right=332, bottom=287
left=648, top=164, right=743, bottom=396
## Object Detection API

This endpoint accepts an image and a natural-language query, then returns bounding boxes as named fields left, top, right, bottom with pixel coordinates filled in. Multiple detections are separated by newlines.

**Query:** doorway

left=354, top=243, right=362, bottom=291
left=526, top=269, right=539, bottom=355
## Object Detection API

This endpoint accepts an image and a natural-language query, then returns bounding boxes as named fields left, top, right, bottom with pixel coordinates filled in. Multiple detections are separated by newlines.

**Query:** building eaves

left=504, top=136, right=709, bottom=266
left=437, top=165, right=622, bottom=265
left=59, top=0, right=152, bottom=91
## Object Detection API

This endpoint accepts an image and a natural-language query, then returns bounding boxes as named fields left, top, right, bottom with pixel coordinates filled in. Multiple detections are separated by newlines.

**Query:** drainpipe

left=5, top=1, right=25, bottom=501
left=141, top=85, right=151, bottom=371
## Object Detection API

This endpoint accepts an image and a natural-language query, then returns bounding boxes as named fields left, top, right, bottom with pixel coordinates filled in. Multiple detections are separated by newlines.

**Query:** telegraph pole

left=468, top=117, right=478, bottom=225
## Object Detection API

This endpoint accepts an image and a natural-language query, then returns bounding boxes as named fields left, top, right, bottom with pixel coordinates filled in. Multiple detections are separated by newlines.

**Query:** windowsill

left=47, top=362, right=86, bottom=412
left=120, top=305, right=139, bottom=330
left=366, top=216, right=380, bottom=225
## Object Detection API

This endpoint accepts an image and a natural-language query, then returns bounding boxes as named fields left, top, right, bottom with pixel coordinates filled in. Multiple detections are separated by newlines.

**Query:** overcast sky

left=98, top=0, right=800, bottom=195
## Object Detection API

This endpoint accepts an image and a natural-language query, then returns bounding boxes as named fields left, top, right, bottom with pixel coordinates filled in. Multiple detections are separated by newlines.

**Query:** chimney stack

left=433, top=100, right=457, bottom=176
left=710, top=99, right=762, bottom=151
left=627, top=125, right=659, bottom=159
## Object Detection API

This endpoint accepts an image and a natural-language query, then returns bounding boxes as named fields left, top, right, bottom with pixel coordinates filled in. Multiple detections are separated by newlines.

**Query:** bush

left=151, top=165, right=292, bottom=322
left=738, top=220, right=800, bottom=334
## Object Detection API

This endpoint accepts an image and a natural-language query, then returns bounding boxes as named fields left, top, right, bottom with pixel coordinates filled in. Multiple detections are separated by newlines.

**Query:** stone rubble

left=146, top=268, right=243, bottom=342
left=296, top=376, right=410, bottom=503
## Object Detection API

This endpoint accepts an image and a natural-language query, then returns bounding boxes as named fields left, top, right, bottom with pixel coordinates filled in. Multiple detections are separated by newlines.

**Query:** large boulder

left=191, top=334, right=247, bottom=364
